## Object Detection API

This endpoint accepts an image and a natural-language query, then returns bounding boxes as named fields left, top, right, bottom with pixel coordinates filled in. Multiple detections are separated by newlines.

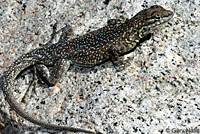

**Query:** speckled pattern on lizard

left=2, top=5, right=173, bottom=133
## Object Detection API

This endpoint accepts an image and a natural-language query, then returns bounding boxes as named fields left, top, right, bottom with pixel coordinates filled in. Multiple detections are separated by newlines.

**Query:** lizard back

left=53, top=5, right=173, bottom=67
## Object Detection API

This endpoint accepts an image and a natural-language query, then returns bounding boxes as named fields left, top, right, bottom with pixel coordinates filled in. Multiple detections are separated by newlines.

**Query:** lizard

left=2, top=5, right=173, bottom=133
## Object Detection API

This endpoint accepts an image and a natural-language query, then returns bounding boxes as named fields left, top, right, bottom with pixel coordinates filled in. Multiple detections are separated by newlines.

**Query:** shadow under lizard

left=2, top=5, right=173, bottom=134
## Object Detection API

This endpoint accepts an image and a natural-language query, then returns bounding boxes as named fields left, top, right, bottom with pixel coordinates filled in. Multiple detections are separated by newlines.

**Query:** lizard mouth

left=151, top=10, right=174, bottom=31
left=144, top=10, right=174, bottom=32
left=139, top=10, right=173, bottom=36
left=161, top=10, right=174, bottom=25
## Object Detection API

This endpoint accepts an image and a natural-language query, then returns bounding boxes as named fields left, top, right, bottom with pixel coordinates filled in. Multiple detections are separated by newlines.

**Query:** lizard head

left=129, top=5, right=174, bottom=37
left=142, top=5, right=173, bottom=28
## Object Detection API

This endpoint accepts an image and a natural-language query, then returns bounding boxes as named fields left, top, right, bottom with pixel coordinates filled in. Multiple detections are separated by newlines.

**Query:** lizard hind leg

left=36, top=59, right=70, bottom=86
left=22, top=22, right=73, bottom=102
left=22, top=59, right=70, bottom=102
left=21, top=66, right=38, bottom=103
left=39, top=22, right=74, bottom=47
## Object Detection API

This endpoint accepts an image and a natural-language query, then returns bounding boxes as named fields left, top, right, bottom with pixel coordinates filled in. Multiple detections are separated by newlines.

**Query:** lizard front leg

left=109, top=43, right=131, bottom=71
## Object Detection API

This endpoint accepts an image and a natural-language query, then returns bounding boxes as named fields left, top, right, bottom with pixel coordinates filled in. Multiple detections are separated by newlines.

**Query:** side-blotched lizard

left=3, top=5, right=173, bottom=133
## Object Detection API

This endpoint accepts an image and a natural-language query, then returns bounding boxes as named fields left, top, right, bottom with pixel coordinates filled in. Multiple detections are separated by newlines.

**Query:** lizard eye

left=151, top=11, right=161, bottom=19
left=155, top=14, right=160, bottom=19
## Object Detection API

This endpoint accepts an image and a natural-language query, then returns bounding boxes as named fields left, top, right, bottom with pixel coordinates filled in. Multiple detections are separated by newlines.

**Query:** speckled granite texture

left=0, top=0, right=199, bottom=134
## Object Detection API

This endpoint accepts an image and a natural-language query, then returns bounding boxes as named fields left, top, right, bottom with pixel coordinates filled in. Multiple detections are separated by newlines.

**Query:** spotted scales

left=2, top=5, right=173, bottom=134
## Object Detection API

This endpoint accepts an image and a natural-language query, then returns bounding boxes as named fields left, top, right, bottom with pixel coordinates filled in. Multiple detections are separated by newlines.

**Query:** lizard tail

left=3, top=54, right=95, bottom=133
